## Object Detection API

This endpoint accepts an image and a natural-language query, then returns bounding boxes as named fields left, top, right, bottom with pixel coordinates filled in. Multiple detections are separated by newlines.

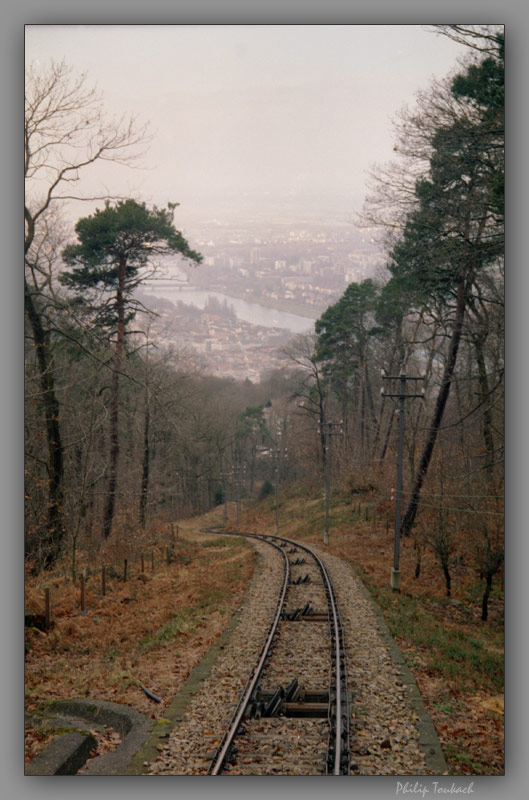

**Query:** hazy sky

left=25, top=24, right=470, bottom=224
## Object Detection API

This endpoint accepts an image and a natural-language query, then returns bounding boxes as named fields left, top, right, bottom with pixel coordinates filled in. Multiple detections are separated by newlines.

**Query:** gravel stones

left=222, top=718, right=329, bottom=775
left=309, top=543, right=431, bottom=775
left=148, top=539, right=284, bottom=775
left=147, top=534, right=438, bottom=776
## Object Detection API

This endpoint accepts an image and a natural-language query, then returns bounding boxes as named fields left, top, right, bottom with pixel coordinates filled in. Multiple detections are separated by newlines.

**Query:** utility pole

left=381, top=368, right=424, bottom=592
left=320, top=421, right=343, bottom=546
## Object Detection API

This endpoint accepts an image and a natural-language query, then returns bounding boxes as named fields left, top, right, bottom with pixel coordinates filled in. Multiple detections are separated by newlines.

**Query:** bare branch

left=25, top=59, right=151, bottom=252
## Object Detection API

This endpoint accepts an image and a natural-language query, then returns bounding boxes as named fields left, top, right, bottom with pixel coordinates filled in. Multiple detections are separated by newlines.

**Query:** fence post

left=123, top=559, right=128, bottom=582
left=141, top=553, right=145, bottom=573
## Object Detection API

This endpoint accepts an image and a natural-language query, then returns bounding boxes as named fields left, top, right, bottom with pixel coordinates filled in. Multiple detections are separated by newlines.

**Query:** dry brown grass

left=25, top=494, right=504, bottom=775
left=236, top=492, right=504, bottom=775
left=24, top=505, right=256, bottom=766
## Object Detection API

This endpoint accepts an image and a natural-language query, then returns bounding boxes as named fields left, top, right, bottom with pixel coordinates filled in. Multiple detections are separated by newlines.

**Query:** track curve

left=200, top=528, right=350, bottom=775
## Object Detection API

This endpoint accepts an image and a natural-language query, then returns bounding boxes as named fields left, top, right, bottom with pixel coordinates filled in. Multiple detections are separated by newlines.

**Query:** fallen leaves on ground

left=24, top=510, right=256, bottom=767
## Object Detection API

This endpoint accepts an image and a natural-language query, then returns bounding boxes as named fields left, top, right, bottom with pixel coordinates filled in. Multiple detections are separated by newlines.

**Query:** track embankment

left=145, top=531, right=446, bottom=776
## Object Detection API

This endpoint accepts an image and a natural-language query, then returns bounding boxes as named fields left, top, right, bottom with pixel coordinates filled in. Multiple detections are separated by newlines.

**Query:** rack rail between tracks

left=199, top=528, right=350, bottom=775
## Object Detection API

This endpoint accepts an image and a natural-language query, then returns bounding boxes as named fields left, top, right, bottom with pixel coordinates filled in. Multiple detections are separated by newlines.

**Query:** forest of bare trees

left=25, top=28, right=503, bottom=618
left=285, top=26, right=504, bottom=617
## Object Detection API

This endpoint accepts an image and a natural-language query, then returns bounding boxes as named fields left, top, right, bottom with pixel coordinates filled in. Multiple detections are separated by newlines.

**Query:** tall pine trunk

left=103, top=256, right=127, bottom=539
left=401, top=276, right=469, bottom=537
left=24, top=279, right=65, bottom=566
left=378, top=405, right=395, bottom=466
left=139, top=396, right=150, bottom=528
left=25, top=210, right=65, bottom=566
left=474, top=331, right=495, bottom=481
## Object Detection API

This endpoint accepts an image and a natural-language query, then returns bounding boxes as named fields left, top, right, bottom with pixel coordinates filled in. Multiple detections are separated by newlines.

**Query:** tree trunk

left=379, top=406, right=395, bottom=465
left=481, top=572, right=493, bottom=621
left=442, top=561, right=452, bottom=597
left=139, top=395, right=150, bottom=528
left=103, top=256, right=127, bottom=539
left=401, top=276, right=470, bottom=537
left=474, top=332, right=495, bottom=481
left=363, top=355, right=378, bottom=457
left=376, top=341, right=402, bottom=465
left=341, top=358, right=349, bottom=442
left=319, top=400, right=327, bottom=469
left=24, top=278, right=65, bottom=566
left=414, top=539, right=422, bottom=579
left=360, top=378, right=366, bottom=459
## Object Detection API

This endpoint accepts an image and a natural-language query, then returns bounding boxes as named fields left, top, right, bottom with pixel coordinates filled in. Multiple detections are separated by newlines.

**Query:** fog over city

left=25, top=25, right=470, bottom=224
left=26, top=25, right=473, bottom=379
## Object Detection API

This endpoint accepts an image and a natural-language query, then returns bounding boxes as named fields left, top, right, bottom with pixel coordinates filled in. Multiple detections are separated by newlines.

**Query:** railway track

left=200, top=528, right=350, bottom=776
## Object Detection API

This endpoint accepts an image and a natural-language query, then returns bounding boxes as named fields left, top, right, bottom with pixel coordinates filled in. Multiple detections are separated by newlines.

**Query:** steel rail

left=270, top=534, right=350, bottom=775
left=199, top=528, right=349, bottom=775
left=201, top=529, right=290, bottom=776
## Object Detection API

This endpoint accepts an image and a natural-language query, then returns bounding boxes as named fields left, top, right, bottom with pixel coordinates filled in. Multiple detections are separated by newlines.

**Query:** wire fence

left=33, top=524, right=182, bottom=632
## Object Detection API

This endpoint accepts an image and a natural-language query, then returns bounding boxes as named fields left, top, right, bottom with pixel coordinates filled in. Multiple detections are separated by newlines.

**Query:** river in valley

left=142, top=281, right=315, bottom=334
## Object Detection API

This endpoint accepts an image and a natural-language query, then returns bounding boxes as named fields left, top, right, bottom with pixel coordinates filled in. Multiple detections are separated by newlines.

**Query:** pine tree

left=394, top=43, right=504, bottom=536
left=315, top=279, right=379, bottom=455
left=61, top=199, right=202, bottom=538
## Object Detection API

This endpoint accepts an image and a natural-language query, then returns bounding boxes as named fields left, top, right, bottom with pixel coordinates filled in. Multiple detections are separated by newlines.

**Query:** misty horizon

left=25, top=25, right=471, bottom=231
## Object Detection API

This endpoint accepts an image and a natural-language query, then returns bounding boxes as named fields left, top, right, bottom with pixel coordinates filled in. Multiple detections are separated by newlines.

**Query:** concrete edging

left=25, top=731, right=97, bottom=776
left=38, top=698, right=153, bottom=775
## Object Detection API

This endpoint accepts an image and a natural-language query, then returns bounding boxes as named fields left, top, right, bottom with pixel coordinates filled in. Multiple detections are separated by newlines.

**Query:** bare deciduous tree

left=25, top=59, right=149, bottom=565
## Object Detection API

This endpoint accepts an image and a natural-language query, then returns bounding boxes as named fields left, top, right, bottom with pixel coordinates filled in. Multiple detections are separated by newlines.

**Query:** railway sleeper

left=283, top=611, right=328, bottom=623
left=290, top=574, right=311, bottom=585
left=247, top=685, right=330, bottom=719
left=282, top=602, right=314, bottom=620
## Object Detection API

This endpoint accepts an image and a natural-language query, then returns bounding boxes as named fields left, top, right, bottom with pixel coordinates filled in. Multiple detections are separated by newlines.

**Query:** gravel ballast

left=145, top=533, right=446, bottom=776
left=308, top=543, right=445, bottom=775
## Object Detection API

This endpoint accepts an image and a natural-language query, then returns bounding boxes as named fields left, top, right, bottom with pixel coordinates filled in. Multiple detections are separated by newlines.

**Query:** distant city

left=138, top=215, right=383, bottom=381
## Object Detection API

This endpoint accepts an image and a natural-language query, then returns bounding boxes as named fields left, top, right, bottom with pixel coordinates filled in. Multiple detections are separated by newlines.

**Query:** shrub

left=258, top=480, right=275, bottom=501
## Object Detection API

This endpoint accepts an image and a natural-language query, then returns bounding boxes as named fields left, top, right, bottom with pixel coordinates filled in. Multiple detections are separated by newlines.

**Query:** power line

left=417, top=492, right=503, bottom=499
left=415, top=499, right=504, bottom=516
